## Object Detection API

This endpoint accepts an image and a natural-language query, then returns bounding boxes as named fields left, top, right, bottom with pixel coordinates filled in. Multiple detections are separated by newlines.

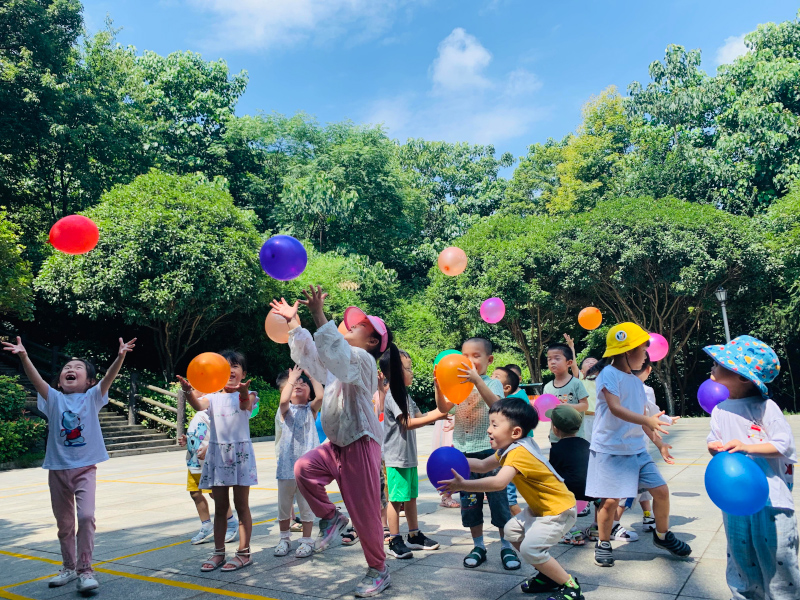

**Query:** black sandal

left=341, top=527, right=360, bottom=546
left=501, top=547, right=521, bottom=570
left=463, top=546, right=487, bottom=568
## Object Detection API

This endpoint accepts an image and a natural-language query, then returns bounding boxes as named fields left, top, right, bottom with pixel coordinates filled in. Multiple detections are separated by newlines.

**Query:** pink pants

left=295, top=436, right=385, bottom=571
left=49, top=465, right=97, bottom=574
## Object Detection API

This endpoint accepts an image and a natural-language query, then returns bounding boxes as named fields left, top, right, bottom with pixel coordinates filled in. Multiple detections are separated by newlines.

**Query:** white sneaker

left=48, top=569, right=77, bottom=587
left=274, top=538, right=291, bottom=556
left=355, top=566, right=391, bottom=597
left=295, top=540, right=314, bottom=558
left=225, top=521, right=239, bottom=543
left=610, top=523, right=639, bottom=542
left=191, top=524, right=214, bottom=545
left=642, top=514, right=656, bottom=532
left=76, top=573, right=99, bottom=592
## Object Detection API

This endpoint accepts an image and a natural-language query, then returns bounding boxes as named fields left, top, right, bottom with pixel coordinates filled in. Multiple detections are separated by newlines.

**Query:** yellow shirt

left=499, top=446, right=575, bottom=516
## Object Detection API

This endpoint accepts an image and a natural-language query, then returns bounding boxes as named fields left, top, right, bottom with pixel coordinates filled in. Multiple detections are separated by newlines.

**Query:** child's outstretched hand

left=299, top=285, right=328, bottom=313
left=437, top=468, right=467, bottom=493
left=176, top=375, right=193, bottom=394
left=721, top=439, right=747, bottom=454
left=118, top=337, right=137, bottom=357
left=230, top=379, right=252, bottom=395
left=270, top=297, right=299, bottom=323
left=659, top=443, right=675, bottom=464
left=2, top=336, right=28, bottom=358
left=563, top=333, right=576, bottom=354
left=647, top=412, right=671, bottom=436
left=178, top=434, right=187, bottom=447
left=457, top=362, right=481, bottom=385
left=287, top=365, right=303, bottom=385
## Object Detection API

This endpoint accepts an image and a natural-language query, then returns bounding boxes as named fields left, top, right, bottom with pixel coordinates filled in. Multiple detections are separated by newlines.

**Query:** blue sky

left=82, top=0, right=799, bottom=163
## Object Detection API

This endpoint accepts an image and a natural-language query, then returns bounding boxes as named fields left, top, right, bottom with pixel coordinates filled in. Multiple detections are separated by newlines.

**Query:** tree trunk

left=662, top=365, right=676, bottom=415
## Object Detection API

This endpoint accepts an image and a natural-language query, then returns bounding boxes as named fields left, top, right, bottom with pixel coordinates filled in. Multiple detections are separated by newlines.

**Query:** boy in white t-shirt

left=705, top=335, right=800, bottom=598
left=178, top=409, right=237, bottom=545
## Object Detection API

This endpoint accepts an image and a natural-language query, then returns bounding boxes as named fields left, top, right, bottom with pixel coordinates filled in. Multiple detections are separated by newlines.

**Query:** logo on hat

left=615, top=331, right=627, bottom=342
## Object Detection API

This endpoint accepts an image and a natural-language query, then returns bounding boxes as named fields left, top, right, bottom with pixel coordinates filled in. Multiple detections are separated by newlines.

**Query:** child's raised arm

left=564, top=333, right=581, bottom=379
left=2, top=337, right=49, bottom=399
left=434, top=379, right=455, bottom=414
left=402, top=408, right=448, bottom=431
left=100, top=337, right=136, bottom=397
left=177, top=375, right=209, bottom=411
left=458, top=363, right=500, bottom=407
left=280, top=366, right=302, bottom=417
left=604, top=388, right=670, bottom=435
left=308, top=371, right=324, bottom=415
left=439, top=463, right=515, bottom=494
left=271, top=296, right=329, bottom=384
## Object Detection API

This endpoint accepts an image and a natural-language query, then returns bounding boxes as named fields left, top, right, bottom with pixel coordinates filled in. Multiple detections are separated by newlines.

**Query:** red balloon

left=49, top=215, right=99, bottom=255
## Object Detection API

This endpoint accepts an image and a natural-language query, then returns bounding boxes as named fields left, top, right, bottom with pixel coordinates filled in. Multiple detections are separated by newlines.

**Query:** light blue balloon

left=315, top=412, right=327, bottom=443
left=705, top=452, right=768, bottom=516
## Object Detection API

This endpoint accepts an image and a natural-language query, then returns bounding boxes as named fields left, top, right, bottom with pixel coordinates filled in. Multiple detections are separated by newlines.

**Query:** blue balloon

left=259, top=235, right=308, bottom=281
left=427, top=446, right=470, bottom=488
left=704, top=452, right=769, bottom=516
left=315, top=412, right=327, bottom=443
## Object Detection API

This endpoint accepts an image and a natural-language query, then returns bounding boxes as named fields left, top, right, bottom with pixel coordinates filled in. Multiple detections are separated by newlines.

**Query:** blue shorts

left=507, top=482, right=519, bottom=506
left=585, top=450, right=666, bottom=499
left=460, top=449, right=512, bottom=530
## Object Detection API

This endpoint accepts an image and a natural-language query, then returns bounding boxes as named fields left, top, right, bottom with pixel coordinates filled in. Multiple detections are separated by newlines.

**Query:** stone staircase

left=1, top=360, right=181, bottom=459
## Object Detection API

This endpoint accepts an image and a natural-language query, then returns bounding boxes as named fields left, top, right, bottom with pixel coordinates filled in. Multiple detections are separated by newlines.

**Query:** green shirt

left=452, top=375, right=505, bottom=454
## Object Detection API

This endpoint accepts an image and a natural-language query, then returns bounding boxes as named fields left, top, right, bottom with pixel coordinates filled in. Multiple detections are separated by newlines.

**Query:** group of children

left=3, top=285, right=799, bottom=600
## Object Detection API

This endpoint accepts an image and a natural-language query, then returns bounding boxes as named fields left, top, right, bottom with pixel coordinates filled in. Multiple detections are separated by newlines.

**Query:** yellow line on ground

left=0, top=574, right=53, bottom=590
left=0, top=588, right=36, bottom=600
left=94, top=539, right=190, bottom=565
left=0, top=482, right=48, bottom=492
left=0, top=489, right=51, bottom=500
left=0, top=550, right=61, bottom=567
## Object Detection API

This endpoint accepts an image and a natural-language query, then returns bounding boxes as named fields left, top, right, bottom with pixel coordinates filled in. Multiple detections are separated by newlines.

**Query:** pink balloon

left=576, top=500, right=589, bottom=513
left=480, top=297, right=506, bottom=324
left=648, top=333, right=669, bottom=362
left=534, top=393, right=559, bottom=422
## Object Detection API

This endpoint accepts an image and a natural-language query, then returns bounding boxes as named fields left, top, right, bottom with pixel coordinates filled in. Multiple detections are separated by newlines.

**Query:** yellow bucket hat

left=603, top=322, right=651, bottom=358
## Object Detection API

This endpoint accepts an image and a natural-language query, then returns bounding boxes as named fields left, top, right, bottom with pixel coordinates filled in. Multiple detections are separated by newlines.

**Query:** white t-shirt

left=186, top=410, right=211, bottom=474
left=591, top=366, right=648, bottom=455
left=707, top=396, right=796, bottom=510
left=204, top=392, right=252, bottom=444
left=643, top=385, right=672, bottom=424
left=38, top=385, right=109, bottom=470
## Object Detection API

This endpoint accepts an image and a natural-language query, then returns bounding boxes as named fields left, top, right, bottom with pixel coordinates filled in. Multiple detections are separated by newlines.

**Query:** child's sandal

left=501, top=547, right=521, bottom=570
left=221, top=547, right=253, bottom=572
left=200, top=548, right=226, bottom=572
left=463, top=546, right=487, bottom=568
left=341, top=527, right=360, bottom=546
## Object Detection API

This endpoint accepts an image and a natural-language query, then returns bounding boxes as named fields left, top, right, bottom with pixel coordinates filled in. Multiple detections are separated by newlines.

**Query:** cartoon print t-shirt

left=38, top=385, right=109, bottom=470
left=186, top=410, right=211, bottom=474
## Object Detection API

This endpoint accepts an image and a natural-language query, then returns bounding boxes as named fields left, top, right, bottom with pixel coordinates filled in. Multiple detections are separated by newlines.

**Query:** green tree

left=0, top=210, right=34, bottom=319
left=35, top=170, right=265, bottom=380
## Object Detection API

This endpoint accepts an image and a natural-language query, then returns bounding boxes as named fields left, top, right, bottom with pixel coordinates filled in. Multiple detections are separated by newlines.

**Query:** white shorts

left=278, top=479, right=314, bottom=522
left=585, top=450, right=666, bottom=499
left=504, top=507, right=576, bottom=565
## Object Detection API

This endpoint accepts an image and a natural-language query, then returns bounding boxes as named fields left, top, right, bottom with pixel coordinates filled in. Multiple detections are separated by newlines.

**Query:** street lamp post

left=715, top=287, right=731, bottom=343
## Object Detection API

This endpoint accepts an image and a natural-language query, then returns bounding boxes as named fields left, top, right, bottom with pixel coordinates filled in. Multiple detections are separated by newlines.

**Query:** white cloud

left=715, top=33, right=749, bottom=66
left=430, top=28, right=493, bottom=93
left=365, top=28, right=544, bottom=146
left=185, top=0, right=416, bottom=51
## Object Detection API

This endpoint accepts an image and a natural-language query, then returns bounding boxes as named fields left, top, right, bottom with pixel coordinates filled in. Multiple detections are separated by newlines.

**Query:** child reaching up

left=178, top=350, right=258, bottom=573
left=440, top=398, right=582, bottom=600
left=178, top=409, right=238, bottom=545
left=544, top=343, right=589, bottom=443
left=382, top=349, right=446, bottom=559
left=435, top=337, right=520, bottom=570
left=274, top=366, right=322, bottom=558
left=272, top=286, right=409, bottom=597
left=586, top=323, right=690, bottom=568
left=705, top=335, right=800, bottom=598
left=3, top=336, right=136, bottom=593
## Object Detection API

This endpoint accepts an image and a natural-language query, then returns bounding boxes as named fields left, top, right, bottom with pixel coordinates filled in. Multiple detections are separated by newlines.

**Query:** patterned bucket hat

left=702, top=335, right=780, bottom=397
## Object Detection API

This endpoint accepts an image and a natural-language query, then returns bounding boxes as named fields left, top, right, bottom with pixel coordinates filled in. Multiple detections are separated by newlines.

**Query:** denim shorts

left=585, top=450, right=666, bottom=499
left=507, top=482, right=519, bottom=506
left=460, top=449, right=512, bottom=529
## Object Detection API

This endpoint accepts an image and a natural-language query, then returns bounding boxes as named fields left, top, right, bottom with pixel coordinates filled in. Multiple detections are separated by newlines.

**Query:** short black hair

left=489, top=397, right=539, bottom=436
left=463, top=337, right=493, bottom=355
left=505, top=363, right=522, bottom=377
left=547, top=343, right=573, bottom=361
left=220, top=349, right=247, bottom=372
left=52, top=358, right=97, bottom=390
left=493, top=366, right=520, bottom=391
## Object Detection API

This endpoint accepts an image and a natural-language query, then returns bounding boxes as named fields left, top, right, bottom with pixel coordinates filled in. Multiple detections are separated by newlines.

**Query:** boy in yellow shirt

left=440, top=397, right=582, bottom=600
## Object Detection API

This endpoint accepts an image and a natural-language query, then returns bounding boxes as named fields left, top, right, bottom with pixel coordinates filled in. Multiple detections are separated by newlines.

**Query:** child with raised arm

left=271, top=286, right=411, bottom=597
left=705, top=335, right=800, bottom=598
left=586, top=323, right=690, bottom=568
left=177, top=350, right=257, bottom=573
left=434, top=338, right=519, bottom=570
left=274, top=366, right=322, bottom=558
left=382, top=349, right=446, bottom=559
left=3, top=336, right=136, bottom=593
left=440, top=398, right=582, bottom=600
left=544, top=343, right=589, bottom=443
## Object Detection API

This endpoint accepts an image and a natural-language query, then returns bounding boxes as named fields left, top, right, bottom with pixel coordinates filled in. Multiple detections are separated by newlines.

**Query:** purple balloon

left=480, top=297, right=506, bottom=324
left=427, top=446, right=470, bottom=488
left=259, top=235, right=308, bottom=281
left=698, top=379, right=730, bottom=414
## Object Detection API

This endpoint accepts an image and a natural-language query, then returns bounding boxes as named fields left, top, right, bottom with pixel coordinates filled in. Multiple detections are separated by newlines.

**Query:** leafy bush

left=0, top=375, right=26, bottom=421
left=0, top=419, right=46, bottom=463
left=249, top=376, right=281, bottom=438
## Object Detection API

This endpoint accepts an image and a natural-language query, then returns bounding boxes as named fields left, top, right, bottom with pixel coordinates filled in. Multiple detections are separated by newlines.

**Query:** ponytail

left=378, top=340, right=410, bottom=425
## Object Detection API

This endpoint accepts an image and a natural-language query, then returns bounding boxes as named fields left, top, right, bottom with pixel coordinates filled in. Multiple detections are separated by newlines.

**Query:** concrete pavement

left=1, top=416, right=798, bottom=600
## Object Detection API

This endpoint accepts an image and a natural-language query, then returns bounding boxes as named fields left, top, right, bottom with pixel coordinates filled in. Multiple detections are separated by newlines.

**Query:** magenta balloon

left=535, top=393, right=559, bottom=422
left=480, top=297, right=506, bottom=324
left=648, top=333, right=669, bottom=361
left=698, top=379, right=730, bottom=414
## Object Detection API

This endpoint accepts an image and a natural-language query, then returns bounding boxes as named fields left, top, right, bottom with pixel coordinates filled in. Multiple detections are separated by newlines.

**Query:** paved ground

left=1, top=416, right=798, bottom=600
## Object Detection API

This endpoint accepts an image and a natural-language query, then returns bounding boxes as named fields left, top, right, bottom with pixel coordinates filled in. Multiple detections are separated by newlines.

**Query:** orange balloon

left=187, top=352, right=230, bottom=394
left=438, top=247, right=468, bottom=277
left=435, top=354, right=475, bottom=405
left=265, top=309, right=300, bottom=344
left=338, top=320, right=349, bottom=335
left=578, top=307, right=602, bottom=330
